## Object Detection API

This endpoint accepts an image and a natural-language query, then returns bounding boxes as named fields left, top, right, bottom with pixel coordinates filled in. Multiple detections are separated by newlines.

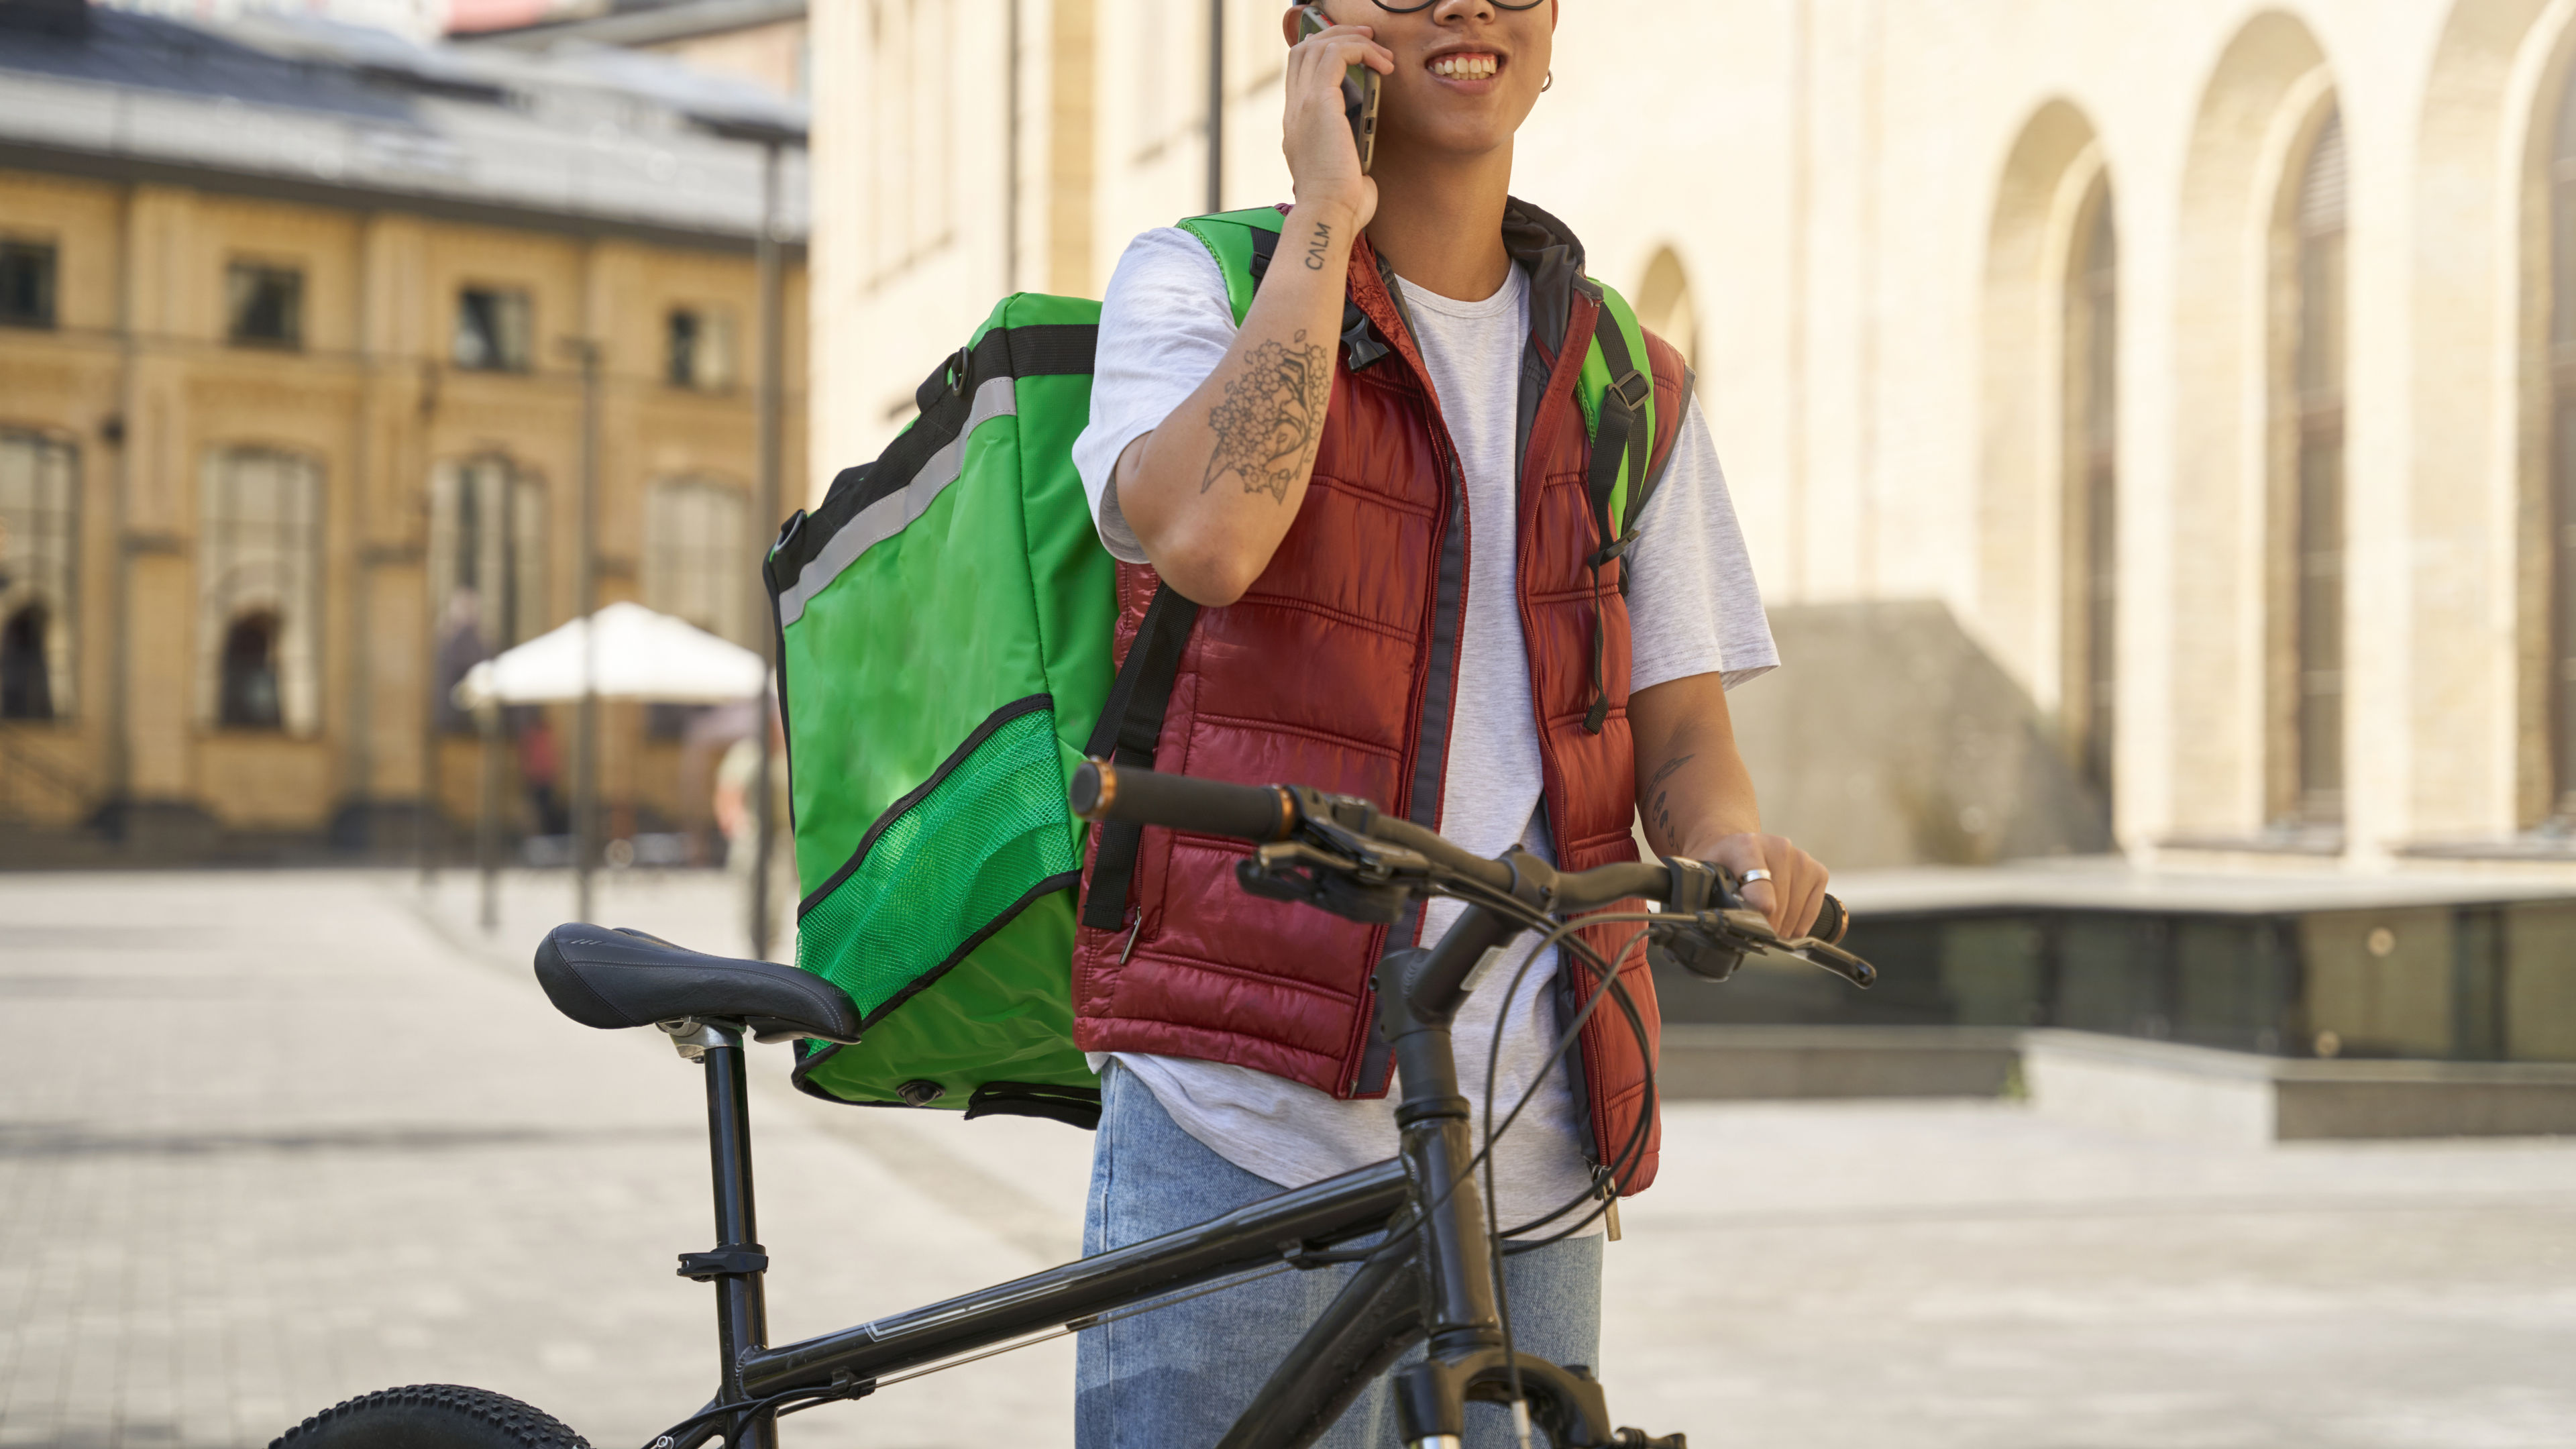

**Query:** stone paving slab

left=3, top=866, right=2572, bottom=1448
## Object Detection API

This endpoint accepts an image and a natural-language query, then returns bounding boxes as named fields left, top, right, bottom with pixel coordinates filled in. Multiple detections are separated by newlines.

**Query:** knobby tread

left=270, top=1383, right=591, bottom=1449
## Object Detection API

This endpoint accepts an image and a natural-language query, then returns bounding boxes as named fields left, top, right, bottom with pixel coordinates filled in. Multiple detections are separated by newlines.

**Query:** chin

left=1382, top=99, right=1532, bottom=160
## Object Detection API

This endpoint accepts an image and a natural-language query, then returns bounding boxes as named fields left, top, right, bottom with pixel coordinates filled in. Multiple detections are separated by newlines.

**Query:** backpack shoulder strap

left=1078, top=209, right=1284, bottom=934
left=1574, top=280, right=1690, bottom=576
left=1177, top=207, right=1289, bottom=326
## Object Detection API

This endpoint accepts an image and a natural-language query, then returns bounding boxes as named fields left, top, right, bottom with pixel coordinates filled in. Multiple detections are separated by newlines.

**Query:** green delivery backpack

left=764, top=207, right=1666, bottom=1128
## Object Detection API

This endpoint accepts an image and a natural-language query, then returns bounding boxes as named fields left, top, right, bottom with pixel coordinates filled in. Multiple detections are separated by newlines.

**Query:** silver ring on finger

left=1739, top=869, right=1772, bottom=885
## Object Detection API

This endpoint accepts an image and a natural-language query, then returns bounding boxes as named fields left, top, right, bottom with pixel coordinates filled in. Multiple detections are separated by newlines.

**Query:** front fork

left=1375, top=912, right=1678, bottom=1449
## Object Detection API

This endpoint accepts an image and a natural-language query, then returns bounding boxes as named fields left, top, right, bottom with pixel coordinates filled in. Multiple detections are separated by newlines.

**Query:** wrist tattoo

left=1648, top=753, right=1694, bottom=845
left=1304, top=222, right=1332, bottom=270
left=1202, top=329, right=1332, bottom=502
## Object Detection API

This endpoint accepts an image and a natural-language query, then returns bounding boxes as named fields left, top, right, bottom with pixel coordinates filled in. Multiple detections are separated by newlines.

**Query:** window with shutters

left=454, top=286, right=533, bottom=372
left=0, top=241, right=57, bottom=330
left=667, top=306, right=739, bottom=391
left=643, top=477, right=751, bottom=645
left=225, top=262, right=304, bottom=349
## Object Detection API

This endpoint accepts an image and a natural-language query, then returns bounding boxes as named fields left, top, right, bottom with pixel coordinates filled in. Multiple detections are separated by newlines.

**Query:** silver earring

left=1541, top=70, right=1553, bottom=92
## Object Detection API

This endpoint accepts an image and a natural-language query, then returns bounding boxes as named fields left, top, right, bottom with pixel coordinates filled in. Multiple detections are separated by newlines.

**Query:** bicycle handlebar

left=1069, top=759, right=1850, bottom=949
left=1067, top=761, right=1297, bottom=843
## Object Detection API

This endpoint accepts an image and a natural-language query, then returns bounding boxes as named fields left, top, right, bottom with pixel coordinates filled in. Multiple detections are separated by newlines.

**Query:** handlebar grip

left=1070, top=760, right=1298, bottom=843
left=1812, top=894, right=1848, bottom=945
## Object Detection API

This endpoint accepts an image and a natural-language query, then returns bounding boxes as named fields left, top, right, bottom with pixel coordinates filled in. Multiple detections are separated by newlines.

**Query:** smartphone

left=1299, top=5, right=1379, bottom=174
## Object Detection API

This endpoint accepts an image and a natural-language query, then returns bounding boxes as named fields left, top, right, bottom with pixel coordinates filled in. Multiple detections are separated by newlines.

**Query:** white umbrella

left=452, top=600, right=765, bottom=708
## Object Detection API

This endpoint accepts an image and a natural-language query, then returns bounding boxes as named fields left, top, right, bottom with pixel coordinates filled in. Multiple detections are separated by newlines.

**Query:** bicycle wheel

left=270, top=1384, right=590, bottom=1449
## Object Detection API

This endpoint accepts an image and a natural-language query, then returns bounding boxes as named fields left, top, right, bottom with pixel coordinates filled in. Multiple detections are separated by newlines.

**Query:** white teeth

left=1431, top=54, right=1497, bottom=79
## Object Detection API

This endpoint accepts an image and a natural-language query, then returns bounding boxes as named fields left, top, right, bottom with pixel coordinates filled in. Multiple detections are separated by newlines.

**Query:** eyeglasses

left=1366, top=0, right=1548, bottom=12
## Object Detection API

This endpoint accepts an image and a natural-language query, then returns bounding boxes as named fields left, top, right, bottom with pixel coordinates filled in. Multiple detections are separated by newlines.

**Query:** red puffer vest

left=1071, top=201, right=1690, bottom=1196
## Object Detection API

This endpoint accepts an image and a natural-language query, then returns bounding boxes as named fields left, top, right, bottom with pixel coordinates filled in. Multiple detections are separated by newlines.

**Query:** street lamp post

left=1206, top=0, right=1226, bottom=212
left=749, top=140, right=786, bottom=963
left=697, top=113, right=804, bottom=964
left=565, top=335, right=602, bottom=924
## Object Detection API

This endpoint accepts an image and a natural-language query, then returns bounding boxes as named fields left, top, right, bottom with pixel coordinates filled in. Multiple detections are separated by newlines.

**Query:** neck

left=1362, top=140, right=1515, bottom=302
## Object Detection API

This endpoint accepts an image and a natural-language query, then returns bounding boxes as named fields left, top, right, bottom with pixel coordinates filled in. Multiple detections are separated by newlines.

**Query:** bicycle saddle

left=533, top=924, right=863, bottom=1044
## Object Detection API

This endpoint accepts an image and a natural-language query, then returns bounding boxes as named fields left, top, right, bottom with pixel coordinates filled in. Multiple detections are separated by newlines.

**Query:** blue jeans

left=1075, top=1063, right=1603, bottom=1448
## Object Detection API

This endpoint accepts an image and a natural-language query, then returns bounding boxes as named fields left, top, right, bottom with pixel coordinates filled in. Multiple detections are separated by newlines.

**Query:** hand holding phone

left=1297, top=5, right=1379, bottom=174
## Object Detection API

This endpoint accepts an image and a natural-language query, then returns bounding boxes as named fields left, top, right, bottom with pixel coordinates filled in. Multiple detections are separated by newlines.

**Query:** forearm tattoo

left=1201, top=329, right=1332, bottom=502
left=1648, top=752, right=1695, bottom=845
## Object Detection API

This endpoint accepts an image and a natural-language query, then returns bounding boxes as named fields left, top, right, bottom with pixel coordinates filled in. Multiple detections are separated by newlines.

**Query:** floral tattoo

left=1201, top=329, right=1331, bottom=502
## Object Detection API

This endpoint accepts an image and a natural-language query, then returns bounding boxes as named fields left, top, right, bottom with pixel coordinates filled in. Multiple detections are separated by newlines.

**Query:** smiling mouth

left=1428, top=52, right=1502, bottom=80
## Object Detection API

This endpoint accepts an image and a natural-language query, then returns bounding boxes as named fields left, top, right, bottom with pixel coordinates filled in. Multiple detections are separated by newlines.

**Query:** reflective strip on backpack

left=775, top=372, right=1019, bottom=627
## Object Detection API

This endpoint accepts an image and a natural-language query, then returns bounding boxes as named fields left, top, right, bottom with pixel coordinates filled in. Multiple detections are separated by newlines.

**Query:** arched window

left=0, top=428, right=77, bottom=720
left=2063, top=185, right=2118, bottom=802
left=2551, top=75, right=2576, bottom=818
left=199, top=447, right=322, bottom=734
left=218, top=610, right=282, bottom=729
left=644, top=477, right=753, bottom=644
left=2281, top=107, right=2348, bottom=825
left=1634, top=246, right=1698, bottom=369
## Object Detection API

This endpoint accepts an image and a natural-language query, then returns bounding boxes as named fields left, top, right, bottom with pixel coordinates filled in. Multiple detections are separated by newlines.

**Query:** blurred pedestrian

left=517, top=712, right=567, bottom=836
left=713, top=704, right=794, bottom=958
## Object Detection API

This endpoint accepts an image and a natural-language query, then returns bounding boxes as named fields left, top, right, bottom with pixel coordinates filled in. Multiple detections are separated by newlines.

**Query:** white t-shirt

left=1069, top=225, right=1778, bottom=1231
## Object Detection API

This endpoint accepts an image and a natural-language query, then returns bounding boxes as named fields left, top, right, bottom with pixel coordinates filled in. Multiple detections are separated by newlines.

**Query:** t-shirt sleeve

left=1623, top=396, right=1780, bottom=694
left=1070, top=227, right=1241, bottom=566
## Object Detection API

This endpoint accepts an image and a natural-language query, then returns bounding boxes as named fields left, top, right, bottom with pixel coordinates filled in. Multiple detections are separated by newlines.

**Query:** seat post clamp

left=678, top=1246, right=770, bottom=1281
left=657, top=1017, right=733, bottom=1061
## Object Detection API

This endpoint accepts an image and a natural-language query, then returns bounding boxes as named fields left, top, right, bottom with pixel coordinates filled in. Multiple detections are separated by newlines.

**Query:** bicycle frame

left=655, top=900, right=1644, bottom=1449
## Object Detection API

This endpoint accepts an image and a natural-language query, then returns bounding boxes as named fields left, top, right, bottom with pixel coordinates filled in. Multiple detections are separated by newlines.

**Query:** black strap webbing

left=1581, top=312, right=1654, bottom=734
left=1079, top=583, right=1202, bottom=930
left=1585, top=315, right=1652, bottom=566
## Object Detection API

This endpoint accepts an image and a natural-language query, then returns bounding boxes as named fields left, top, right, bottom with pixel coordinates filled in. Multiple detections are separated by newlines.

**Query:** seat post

left=692, top=1024, right=775, bottom=1448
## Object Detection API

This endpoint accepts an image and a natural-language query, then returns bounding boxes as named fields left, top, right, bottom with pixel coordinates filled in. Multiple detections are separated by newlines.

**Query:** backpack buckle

left=914, top=344, right=973, bottom=415
left=1607, top=366, right=1651, bottom=412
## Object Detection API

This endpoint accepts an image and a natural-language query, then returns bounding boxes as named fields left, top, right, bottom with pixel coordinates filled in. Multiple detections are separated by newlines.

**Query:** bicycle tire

left=270, top=1384, right=591, bottom=1449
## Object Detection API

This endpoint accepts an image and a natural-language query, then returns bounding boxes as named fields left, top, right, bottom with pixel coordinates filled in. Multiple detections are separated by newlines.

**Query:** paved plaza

left=2, top=867, right=2572, bottom=1449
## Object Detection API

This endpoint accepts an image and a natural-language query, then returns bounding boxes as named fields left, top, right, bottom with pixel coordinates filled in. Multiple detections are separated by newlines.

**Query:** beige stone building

left=812, top=0, right=2576, bottom=880
left=0, top=5, right=806, bottom=854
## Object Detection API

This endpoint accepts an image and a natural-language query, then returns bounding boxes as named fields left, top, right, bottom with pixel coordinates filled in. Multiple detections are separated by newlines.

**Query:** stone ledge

left=1658, top=1024, right=2024, bottom=1101
left=2021, top=1028, right=2576, bottom=1144
left=1660, top=1024, right=2576, bottom=1144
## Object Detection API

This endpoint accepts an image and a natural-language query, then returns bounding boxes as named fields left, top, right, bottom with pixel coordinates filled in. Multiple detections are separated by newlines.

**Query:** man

left=1068, top=2, right=1827, bottom=1442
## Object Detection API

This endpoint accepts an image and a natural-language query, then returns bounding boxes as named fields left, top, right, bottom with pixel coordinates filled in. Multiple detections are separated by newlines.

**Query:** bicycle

left=273, top=761, right=1874, bottom=1449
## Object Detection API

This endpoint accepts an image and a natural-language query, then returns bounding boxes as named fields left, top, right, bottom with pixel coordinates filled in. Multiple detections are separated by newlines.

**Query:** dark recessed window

left=218, top=610, right=284, bottom=729
left=225, top=262, right=304, bottom=347
left=1, top=604, right=52, bottom=720
left=454, top=287, right=533, bottom=372
left=0, top=241, right=56, bottom=329
left=666, top=307, right=735, bottom=390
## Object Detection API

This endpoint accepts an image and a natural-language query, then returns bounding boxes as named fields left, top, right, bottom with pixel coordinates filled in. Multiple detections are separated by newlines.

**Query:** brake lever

left=1237, top=839, right=1426, bottom=926
left=1681, top=908, right=1878, bottom=989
